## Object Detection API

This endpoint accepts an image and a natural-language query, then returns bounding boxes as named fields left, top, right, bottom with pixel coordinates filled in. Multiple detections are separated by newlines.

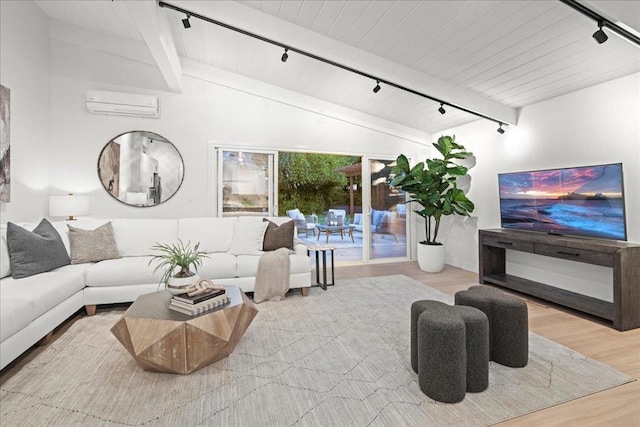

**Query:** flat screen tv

left=498, top=163, right=627, bottom=241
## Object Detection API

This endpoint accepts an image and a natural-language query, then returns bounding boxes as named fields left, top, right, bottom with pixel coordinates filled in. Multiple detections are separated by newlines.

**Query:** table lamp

left=49, top=193, right=91, bottom=221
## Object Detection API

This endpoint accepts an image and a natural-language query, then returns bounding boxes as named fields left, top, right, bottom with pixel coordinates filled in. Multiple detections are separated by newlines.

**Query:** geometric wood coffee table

left=110, top=286, right=258, bottom=374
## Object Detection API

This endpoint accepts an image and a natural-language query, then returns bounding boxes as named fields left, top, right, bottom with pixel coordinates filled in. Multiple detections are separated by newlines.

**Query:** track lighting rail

left=559, top=0, right=640, bottom=47
left=158, top=0, right=508, bottom=130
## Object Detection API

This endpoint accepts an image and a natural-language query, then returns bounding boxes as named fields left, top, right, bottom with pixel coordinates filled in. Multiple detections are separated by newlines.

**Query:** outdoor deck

left=298, top=229, right=407, bottom=264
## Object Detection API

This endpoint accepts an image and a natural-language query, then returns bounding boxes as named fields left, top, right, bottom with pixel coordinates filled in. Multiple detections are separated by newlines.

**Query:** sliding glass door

left=363, top=156, right=409, bottom=262
left=216, top=149, right=277, bottom=217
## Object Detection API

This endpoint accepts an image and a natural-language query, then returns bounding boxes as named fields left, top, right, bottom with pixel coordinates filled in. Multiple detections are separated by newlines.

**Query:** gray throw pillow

left=67, top=222, right=121, bottom=264
left=7, top=219, right=71, bottom=279
left=262, top=219, right=294, bottom=251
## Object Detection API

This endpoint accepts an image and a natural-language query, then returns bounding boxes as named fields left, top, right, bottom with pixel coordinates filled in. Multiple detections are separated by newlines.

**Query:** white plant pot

left=417, top=243, right=445, bottom=273
left=167, top=272, right=200, bottom=295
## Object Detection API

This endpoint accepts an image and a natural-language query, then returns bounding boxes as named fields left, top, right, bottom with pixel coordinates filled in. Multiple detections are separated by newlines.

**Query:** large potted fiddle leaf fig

left=388, top=135, right=475, bottom=272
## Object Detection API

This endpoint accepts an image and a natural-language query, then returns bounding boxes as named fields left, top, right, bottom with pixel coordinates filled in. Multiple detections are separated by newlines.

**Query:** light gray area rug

left=0, top=275, right=633, bottom=426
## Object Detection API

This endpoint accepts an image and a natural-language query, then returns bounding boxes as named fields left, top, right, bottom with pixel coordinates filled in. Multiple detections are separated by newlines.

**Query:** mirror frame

left=97, top=130, right=185, bottom=207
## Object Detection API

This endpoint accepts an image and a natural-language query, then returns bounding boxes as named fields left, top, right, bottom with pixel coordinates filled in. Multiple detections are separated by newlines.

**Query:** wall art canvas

left=0, top=84, right=10, bottom=203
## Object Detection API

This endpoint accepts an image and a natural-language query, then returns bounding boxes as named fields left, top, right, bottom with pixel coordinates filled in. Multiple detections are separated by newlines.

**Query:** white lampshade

left=49, top=194, right=91, bottom=220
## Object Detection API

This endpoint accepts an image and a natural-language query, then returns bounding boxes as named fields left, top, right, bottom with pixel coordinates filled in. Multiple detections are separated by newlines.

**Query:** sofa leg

left=85, top=305, right=97, bottom=316
left=38, top=331, right=53, bottom=346
left=301, top=287, right=309, bottom=297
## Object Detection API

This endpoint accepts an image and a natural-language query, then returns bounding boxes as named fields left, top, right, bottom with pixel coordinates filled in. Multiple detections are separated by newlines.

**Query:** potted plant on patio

left=388, top=135, right=475, bottom=272
left=149, top=240, right=209, bottom=294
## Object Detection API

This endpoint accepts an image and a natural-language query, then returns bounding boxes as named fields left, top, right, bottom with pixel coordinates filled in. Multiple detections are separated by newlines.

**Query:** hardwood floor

left=2, top=261, right=638, bottom=425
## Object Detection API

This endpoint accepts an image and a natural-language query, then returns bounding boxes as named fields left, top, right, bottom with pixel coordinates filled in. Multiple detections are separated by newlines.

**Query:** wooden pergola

left=334, top=163, right=361, bottom=217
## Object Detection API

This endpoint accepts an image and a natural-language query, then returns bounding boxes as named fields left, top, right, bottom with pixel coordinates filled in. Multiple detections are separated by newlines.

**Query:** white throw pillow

left=228, top=220, right=269, bottom=255
left=178, top=217, right=237, bottom=253
left=112, top=219, right=178, bottom=257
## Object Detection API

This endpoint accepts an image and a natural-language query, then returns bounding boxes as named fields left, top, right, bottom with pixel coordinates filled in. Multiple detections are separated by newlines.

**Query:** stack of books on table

left=169, top=288, right=229, bottom=316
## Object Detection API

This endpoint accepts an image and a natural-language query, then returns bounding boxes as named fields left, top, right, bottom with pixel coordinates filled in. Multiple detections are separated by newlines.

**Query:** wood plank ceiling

left=35, top=0, right=640, bottom=134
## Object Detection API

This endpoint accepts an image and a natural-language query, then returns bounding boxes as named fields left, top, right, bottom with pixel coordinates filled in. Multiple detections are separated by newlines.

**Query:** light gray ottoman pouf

left=411, top=300, right=489, bottom=403
left=455, top=285, right=529, bottom=368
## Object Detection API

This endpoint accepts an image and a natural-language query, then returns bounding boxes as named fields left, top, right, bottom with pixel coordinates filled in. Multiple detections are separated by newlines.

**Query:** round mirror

left=97, top=131, right=184, bottom=207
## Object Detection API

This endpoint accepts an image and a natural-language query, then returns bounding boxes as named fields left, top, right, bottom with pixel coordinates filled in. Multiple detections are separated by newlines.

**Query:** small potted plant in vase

left=388, top=135, right=475, bottom=272
left=149, top=240, right=209, bottom=294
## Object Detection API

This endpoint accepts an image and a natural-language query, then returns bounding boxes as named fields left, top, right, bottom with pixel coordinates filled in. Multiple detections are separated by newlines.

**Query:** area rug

left=0, top=275, right=633, bottom=426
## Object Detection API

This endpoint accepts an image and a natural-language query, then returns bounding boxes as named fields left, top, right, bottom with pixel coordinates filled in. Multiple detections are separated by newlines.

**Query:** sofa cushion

left=1, top=230, right=10, bottom=279
left=7, top=219, right=71, bottom=279
left=262, top=219, right=294, bottom=251
left=0, top=264, right=86, bottom=320
left=236, top=255, right=261, bottom=277
left=177, top=217, right=237, bottom=253
left=228, top=221, right=268, bottom=255
left=195, top=253, right=238, bottom=279
left=68, top=222, right=121, bottom=264
left=111, top=219, right=178, bottom=257
left=85, top=256, right=164, bottom=287
left=237, top=253, right=310, bottom=277
left=0, top=298, right=33, bottom=342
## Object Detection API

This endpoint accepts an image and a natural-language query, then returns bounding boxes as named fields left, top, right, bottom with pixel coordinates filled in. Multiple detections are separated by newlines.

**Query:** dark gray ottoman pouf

left=455, top=285, right=529, bottom=368
left=411, top=300, right=489, bottom=403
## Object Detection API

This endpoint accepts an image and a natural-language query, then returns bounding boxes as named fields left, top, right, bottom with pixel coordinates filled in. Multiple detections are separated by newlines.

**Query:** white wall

left=0, top=1, right=51, bottom=222
left=47, top=39, right=426, bottom=220
left=439, top=73, right=640, bottom=300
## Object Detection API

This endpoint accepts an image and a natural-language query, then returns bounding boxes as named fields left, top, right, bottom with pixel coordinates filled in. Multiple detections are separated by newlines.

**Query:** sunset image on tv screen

left=498, top=163, right=626, bottom=240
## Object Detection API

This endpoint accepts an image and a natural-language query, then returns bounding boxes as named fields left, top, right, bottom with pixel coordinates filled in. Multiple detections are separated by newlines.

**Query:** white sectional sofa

left=0, top=216, right=310, bottom=370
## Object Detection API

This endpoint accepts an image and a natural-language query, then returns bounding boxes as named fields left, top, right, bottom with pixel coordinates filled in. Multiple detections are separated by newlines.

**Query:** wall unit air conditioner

left=86, top=90, right=160, bottom=119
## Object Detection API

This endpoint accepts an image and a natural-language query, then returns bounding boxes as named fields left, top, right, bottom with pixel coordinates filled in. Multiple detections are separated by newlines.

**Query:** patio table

left=315, top=224, right=355, bottom=243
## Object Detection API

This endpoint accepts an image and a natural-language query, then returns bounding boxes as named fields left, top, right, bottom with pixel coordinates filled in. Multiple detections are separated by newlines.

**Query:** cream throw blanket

left=253, top=247, right=290, bottom=303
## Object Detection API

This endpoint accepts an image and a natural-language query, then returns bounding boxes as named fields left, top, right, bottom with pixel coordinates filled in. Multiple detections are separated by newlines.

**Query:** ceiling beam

left=125, top=0, right=182, bottom=93
left=168, top=0, right=517, bottom=126
left=49, top=20, right=156, bottom=68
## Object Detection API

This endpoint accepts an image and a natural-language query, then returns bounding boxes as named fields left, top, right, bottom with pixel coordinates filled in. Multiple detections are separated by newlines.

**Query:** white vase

left=417, top=243, right=445, bottom=273
left=167, top=272, right=200, bottom=295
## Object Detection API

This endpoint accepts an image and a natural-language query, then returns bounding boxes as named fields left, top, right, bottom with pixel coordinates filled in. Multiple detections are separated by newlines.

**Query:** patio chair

left=328, top=209, right=347, bottom=226
left=286, top=209, right=316, bottom=238
left=372, top=209, right=399, bottom=243
left=352, top=213, right=363, bottom=232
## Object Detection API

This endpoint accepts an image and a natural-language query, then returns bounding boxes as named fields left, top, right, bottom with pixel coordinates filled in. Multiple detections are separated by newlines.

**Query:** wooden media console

left=479, top=229, right=640, bottom=331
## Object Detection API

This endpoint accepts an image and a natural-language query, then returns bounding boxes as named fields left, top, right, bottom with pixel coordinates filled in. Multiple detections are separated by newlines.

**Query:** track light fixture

left=158, top=1, right=515, bottom=128
left=497, top=123, right=505, bottom=134
left=560, top=1, right=639, bottom=47
left=182, top=14, right=191, bottom=29
left=593, top=20, right=608, bottom=44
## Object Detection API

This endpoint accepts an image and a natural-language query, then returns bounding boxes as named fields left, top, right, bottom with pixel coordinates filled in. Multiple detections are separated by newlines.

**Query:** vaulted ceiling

left=35, top=0, right=640, bottom=134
